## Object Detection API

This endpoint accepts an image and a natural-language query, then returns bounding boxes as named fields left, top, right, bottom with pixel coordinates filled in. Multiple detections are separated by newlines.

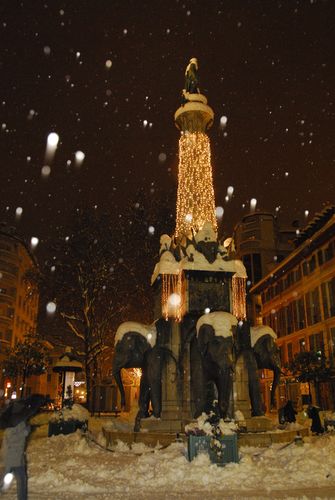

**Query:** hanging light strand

left=161, top=272, right=185, bottom=321
left=232, top=276, right=247, bottom=320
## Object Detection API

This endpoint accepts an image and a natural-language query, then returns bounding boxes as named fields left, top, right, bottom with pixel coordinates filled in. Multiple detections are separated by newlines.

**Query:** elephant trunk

left=113, top=370, right=126, bottom=410
left=270, top=366, right=281, bottom=409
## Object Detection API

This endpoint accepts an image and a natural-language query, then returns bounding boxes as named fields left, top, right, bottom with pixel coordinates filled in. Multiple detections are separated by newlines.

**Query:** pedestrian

left=307, top=404, right=324, bottom=434
left=283, top=400, right=297, bottom=423
left=0, top=394, right=46, bottom=500
left=1, top=419, right=30, bottom=499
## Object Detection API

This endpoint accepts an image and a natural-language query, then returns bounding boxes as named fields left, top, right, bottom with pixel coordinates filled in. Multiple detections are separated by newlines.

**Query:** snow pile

left=185, top=413, right=213, bottom=435
left=185, top=413, right=238, bottom=436
left=218, top=420, right=239, bottom=435
left=50, top=404, right=89, bottom=422
left=20, top=431, right=335, bottom=499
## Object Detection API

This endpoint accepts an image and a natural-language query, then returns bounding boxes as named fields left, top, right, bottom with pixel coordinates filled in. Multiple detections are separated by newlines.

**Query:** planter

left=48, top=419, right=87, bottom=437
left=187, top=433, right=239, bottom=466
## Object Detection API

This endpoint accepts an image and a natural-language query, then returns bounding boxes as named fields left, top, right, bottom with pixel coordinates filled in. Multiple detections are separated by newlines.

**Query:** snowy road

left=2, top=430, right=335, bottom=499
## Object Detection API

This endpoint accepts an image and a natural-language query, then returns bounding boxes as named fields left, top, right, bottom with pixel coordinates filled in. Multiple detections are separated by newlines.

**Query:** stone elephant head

left=111, top=318, right=170, bottom=418
left=194, top=311, right=237, bottom=418
left=250, top=325, right=281, bottom=408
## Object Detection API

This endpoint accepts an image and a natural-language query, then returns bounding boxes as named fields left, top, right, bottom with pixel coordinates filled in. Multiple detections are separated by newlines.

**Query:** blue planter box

left=48, top=419, right=87, bottom=437
left=187, top=434, right=239, bottom=466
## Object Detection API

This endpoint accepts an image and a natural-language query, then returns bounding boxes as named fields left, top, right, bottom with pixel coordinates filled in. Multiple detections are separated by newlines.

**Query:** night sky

left=1, top=0, right=335, bottom=258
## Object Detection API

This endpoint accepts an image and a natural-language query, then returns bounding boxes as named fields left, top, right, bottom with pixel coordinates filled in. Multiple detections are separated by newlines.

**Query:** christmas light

left=161, top=272, right=185, bottom=321
left=232, top=276, right=246, bottom=320
left=175, top=132, right=217, bottom=238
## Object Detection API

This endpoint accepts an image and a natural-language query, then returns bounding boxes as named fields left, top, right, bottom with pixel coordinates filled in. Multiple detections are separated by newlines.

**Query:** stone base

left=102, top=426, right=310, bottom=450
left=102, top=429, right=184, bottom=448
left=140, top=417, right=183, bottom=433
left=244, top=416, right=274, bottom=433
left=238, top=426, right=309, bottom=447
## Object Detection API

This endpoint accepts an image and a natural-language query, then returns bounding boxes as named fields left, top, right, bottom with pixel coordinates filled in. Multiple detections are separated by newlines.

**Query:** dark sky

left=1, top=0, right=335, bottom=256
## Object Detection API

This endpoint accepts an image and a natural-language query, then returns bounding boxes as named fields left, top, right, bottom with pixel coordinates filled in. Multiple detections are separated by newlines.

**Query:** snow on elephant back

left=196, top=311, right=238, bottom=338
left=114, top=321, right=157, bottom=347
left=250, top=324, right=277, bottom=347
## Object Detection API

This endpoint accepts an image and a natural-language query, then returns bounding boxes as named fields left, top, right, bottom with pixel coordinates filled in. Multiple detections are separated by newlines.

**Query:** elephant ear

left=132, top=333, right=152, bottom=355
left=253, top=334, right=276, bottom=362
left=120, top=332, right=151, bottom=356
left=197, top=324, right=215, bottom=356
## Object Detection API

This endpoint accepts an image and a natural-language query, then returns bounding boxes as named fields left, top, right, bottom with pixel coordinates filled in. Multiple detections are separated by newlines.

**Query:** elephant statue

left=235, top=320, right=264, bottom=417
left=250, top=325, right=281, bottom=409
left=111, top=318, right=171, bottom=419
left=192, top=311, right=237, bottom=419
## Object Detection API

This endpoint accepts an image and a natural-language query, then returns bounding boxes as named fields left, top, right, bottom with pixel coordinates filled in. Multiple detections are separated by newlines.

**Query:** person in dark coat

left=1, top=420, right=30, bottom=499
left=0, top=394, right=46, bottom=499
left=307, top=404, right=324, bottom=434
left=283, top=400, right=297, bottom=423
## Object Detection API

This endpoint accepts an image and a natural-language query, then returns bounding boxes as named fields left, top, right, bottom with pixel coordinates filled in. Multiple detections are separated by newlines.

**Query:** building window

left=330, top=328, right=335, bottom=362
left=305, top=288, right=321, bottom=326
left=321, top=278, right=335, bottom=319
left=295, top=298, right=305, bottom=330
left=317, top=249, right=324, bottom=266
left=325, top=239, right=335, bottom=262
left=309, top=332, right=324, bottom=353
left=242, top=253, right=262, bottom=285
left=309, top=255, right=316, bottom=273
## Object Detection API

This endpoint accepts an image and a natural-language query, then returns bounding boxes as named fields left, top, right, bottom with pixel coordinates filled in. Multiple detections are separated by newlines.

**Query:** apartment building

left=250, top=206, right=335, bottom=410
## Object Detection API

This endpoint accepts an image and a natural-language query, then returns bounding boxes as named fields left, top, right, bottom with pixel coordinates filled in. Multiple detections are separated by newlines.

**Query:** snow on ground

left=2, top=428, right=335, bottom=499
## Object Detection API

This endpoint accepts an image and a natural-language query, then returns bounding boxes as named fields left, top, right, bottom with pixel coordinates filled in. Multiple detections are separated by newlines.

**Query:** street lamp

left=53, top=347, right=83, bottom=407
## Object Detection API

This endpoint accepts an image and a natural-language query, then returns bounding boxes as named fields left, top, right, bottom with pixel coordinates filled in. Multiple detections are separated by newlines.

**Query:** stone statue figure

left=185, top=57, right=200, bottom=94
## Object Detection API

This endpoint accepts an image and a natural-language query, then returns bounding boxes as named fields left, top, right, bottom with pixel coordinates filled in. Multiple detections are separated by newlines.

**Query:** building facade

left=233, top=211, right=295, bottom=286
left=250, top=207, right=335, bottom=410
left=0, top=230, right=40, bottom=397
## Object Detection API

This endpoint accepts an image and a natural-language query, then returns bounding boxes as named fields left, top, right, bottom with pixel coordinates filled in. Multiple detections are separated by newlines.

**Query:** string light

left=175, top=132, right=217, bottom=239
left=232, top=276, right=247, bottom=320
left=161, top=272, right=185, bottom=321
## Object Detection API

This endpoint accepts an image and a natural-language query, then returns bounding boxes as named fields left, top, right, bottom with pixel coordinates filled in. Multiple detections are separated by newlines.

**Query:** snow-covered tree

left=26, top=193, right=174, bottom=410
left=287, top=350, right=333, bottom=405
left=1, top=332, right=49, bottom=398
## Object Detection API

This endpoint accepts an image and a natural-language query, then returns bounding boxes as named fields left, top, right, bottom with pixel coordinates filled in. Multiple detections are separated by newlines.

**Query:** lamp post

left=53, top=347, right=83, bottom=407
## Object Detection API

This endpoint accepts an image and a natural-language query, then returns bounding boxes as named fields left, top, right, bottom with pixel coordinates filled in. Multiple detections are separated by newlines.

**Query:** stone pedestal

left=234, top=353, right=252, bottom=421
left=142, top=321, right=184, bottom=433
left=181, top=340, right=193, bottom=422
left=174, top=93, right=214, bottom=133
left=244, top=416, right=273, bottom=433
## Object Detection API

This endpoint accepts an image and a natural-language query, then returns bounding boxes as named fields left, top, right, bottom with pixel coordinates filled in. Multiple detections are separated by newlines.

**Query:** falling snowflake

left=46, top=302, right=57, bottom=314
left=41, top=165, right=51, bottom=177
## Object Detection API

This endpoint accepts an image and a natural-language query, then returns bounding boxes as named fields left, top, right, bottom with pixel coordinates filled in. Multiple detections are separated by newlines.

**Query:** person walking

left=283, top=400, right=297, bottom=423
left=0, top=394, right=46, bottom=499
left=1, top=419, right=30, bottom=499
left=307, top=404, right=324, bottom=434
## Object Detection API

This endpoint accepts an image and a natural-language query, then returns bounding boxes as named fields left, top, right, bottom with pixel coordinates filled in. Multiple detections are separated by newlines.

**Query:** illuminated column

left=174, top=92, right=217, bottom=239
